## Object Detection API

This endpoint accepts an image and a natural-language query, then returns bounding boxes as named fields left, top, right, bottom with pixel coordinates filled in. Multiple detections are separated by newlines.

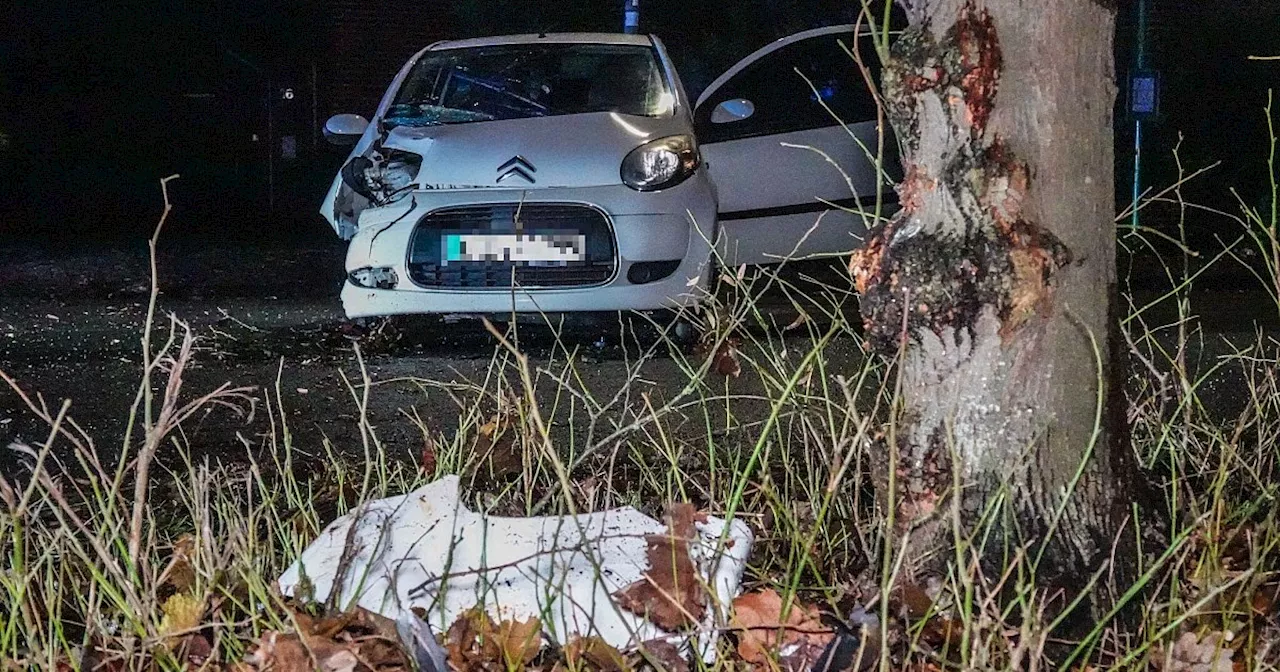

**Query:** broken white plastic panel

left=278, top=475, right=753, bottom=662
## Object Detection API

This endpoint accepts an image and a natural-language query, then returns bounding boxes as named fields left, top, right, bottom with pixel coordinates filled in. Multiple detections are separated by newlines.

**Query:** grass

left=2, top=80, right=1279, bottom=672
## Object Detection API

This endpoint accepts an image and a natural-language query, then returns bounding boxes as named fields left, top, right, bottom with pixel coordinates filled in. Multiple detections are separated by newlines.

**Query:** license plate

left=442, top=233, right=585, bottom=265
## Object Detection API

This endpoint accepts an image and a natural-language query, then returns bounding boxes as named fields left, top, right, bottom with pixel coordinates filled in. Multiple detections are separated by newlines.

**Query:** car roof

left=428, top=33, right=655, bottom=51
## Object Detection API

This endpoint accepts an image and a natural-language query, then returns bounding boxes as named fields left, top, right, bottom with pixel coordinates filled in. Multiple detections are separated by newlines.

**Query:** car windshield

left=384, top=43, right=672, bottom=128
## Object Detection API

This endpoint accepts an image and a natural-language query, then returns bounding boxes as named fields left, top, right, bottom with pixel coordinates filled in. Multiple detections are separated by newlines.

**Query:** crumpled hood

left=380, top=112, right=689, bottom=190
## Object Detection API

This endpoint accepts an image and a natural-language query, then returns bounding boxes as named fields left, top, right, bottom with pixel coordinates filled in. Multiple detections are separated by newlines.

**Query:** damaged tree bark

left=851, top=0, right=1142, bottom=594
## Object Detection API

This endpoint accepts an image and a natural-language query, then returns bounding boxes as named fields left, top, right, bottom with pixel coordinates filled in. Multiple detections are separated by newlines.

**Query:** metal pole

left=1131, top=0, right=1147, bottom=230
left=624, top=0, right=639, bottom=34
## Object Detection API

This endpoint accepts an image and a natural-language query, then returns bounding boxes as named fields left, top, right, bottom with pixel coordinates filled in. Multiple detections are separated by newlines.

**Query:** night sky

left=1, top=1, right=1276, bottom=246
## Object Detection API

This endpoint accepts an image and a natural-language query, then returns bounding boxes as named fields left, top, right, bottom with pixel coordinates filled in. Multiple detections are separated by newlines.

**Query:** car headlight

left=348, top=266, right=399, bottom=289
left=620, top=135, right=699, bottom=191
left=342, top=149, right=422, bottom=203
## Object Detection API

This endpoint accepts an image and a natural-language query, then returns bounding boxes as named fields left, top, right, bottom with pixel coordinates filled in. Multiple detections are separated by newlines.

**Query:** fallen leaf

left=693, top=335, right=743, bottom=378
left=444, top=608, right=488, bottom=671
left=562, top=636, right=629, bottom=672
left=470, top=413, right=523, bottom=484
left=444, top=608, right=541, bottom=671
left=482, top=616, right=543, bottom=668
left=1252, top=582, right=1280, bottom=618
left=245, top=604, right=413, bottom=672
left=783, top=313, right=810, bottom=332
left=712, top=340, right=742, bottom=378
left=635, top=640, right=687, bottom=672
left=244, top=631, right=340, bottom=671
left=157, top=534, right=197, bottom=595
left=177, top=633, right=212, bottom=667
left=730, top=588, right=832, bottom=666
left=918, top=616, right=963, bottom=649
left=894, top=582, right=933, bottom=619
left=158, top=591, right=204, bottom=641
left=1152, top=630, right=1235, bottom=672
left=614, top=503, right=706, bottom=630
left=421, top=437, right=438, bottom=476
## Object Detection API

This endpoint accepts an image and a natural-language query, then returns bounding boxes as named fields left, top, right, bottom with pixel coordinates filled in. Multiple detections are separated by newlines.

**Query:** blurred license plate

left=443, top=233, right=584, bottom=265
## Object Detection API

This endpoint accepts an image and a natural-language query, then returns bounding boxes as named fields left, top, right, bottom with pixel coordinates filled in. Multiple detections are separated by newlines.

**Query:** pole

left=1130, top=0, right=1147, bottom=230
left=624, top=0, right=639, bottom=34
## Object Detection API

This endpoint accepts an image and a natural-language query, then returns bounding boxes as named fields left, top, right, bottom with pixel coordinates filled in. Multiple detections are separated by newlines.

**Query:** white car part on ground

left=277, top=475, right=753, bottom=662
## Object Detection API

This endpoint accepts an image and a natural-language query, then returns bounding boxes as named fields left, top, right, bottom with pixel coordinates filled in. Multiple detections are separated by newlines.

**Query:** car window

left=385, top=43, right=672, bottom=128
left=696, top=32, right=881, bottom=144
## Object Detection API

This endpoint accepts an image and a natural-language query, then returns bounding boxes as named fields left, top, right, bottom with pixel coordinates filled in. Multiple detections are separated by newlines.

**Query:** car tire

left=669, top=315, right=702, bottom=346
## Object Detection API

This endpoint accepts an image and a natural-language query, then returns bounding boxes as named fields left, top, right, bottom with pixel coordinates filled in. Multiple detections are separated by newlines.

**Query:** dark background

left=0, top=1, right=1276, bottom=248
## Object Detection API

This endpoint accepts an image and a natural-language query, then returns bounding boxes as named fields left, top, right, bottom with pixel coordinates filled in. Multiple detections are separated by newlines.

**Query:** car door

left=695, top=26, right=899, bottom=266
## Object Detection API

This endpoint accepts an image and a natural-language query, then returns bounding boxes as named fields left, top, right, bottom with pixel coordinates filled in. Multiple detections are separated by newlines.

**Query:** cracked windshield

left=385, top=43, right=673, bottom=127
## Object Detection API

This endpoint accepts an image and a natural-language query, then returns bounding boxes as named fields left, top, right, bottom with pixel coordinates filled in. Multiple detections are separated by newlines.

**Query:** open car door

left=695, top=26, right=899, bottom=266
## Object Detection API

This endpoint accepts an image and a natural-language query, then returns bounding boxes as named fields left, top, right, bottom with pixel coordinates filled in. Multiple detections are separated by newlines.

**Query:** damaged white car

left=321, top=28, right=895, bottom=319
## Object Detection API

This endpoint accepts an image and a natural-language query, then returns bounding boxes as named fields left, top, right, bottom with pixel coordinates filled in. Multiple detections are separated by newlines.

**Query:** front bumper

left=340, top=177, right=717, bottom=318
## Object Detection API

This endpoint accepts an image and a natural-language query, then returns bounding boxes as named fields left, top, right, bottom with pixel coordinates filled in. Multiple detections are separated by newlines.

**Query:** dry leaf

left=444, top=607, right=488, bottom=671
left=157, top=534, right=197, bottom=594
left=636, top=640, right=687, bottom=672
left=894, top=582, right=934, bottom=619
left=614, top=503, right=706, bottom=630
left=244, top=631, right=340, bottom=671
left=919, top=617, right=963, bottom=649
left=470, top=414, right=523, bottom=484
left=783, top=312, right=809, bottom=332
left=731, top=588, right=832, bottom=666
left=483, top=616, right=543, bottom=667
left=177, top=633, right=212, bottom=667
left=1153, top=631, right=1235, bottom=672
left=444, top=608, right=541, bottom=671
left=158, top=591, right=204, bottom=641
left=693, top=336, right=743, bottom=378
left=1253, top=582, right=1280, bottom=618
left=712, top=339, right=742, bottom=378
left=562, top=636, right=629, bottom=672
left=245, top=604, right=413, bottom=672
left=421, top=437, right=438, bottom=476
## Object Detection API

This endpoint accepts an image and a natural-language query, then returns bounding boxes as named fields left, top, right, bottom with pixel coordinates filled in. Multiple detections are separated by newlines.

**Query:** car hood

left=379, top=112, right=689, bottom=190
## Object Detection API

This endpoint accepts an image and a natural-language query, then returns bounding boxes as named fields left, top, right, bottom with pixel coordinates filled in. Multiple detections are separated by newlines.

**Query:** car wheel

left=669, top=315, right=702, bottom=346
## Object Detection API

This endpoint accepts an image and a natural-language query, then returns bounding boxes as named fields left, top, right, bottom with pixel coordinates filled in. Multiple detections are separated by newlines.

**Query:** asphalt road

left=1, top=240, right=1274, bottom=479
left=0, top=242, right=872, bottom=478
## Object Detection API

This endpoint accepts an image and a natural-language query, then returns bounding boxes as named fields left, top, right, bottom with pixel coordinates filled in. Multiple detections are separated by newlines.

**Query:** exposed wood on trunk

left=851, top=0, right=1144, bottom=596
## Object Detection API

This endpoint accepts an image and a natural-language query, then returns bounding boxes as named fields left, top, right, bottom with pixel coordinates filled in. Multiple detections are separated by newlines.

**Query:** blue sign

left=1131, top=70, right=1159, bottom=118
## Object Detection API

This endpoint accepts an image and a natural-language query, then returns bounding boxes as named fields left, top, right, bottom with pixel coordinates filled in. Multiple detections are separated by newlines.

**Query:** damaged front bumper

left=339, top=178, right=718, bottom=318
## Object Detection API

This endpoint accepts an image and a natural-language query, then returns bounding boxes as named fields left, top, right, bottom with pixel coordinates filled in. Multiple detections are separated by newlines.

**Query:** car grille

left=407, top=204, right=616, bottom=289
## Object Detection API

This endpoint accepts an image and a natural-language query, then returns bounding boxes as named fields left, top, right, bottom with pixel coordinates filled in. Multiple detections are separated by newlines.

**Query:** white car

left=320, top=27, right=896, bottom=319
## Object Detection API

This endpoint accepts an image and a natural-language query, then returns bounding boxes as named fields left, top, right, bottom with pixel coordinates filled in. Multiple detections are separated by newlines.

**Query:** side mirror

left=324, top=114, right=370, bottom=146
left=710, top=98, right=755, bottom=124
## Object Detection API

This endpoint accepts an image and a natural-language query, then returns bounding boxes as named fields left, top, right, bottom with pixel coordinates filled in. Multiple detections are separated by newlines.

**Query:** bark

left=851, top=0, right=1143, bottom=597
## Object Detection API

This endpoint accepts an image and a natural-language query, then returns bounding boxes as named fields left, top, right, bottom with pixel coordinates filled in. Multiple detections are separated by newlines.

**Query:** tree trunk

left=851, top=0, right=1141, bottom=592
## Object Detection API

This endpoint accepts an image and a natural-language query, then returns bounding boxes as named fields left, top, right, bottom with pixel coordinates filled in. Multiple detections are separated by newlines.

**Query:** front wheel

left=668, top=314, right=702, bottom=347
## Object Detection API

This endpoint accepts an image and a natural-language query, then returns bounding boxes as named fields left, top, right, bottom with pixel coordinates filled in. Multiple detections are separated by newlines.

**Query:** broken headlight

left=348, top=266, right=399, bottom=290
left=341, top=149, right=423, bottom=204
left=620, top=134, right=699, bottom=192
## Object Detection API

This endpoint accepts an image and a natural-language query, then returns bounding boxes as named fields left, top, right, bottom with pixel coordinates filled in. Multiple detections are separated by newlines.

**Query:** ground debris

left=278, top=476, right=752, bottom=662
left=444, top=608, right=543, bottom=672
left=1151, top=631, right=1235, bottom=672
left=560, top=636, right=630, bottom=672
left=730, top=588, right=833, bottom=670
left=614, top=503, right=707, bottom=630
left=242, top=603, right=413, bottom=672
